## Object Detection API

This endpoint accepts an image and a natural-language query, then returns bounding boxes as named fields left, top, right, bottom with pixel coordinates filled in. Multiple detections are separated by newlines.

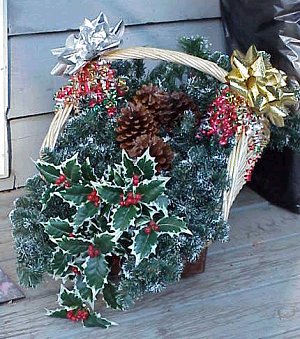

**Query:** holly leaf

left=75, top=275, right=93, bottom=304
left=41, top=185, right=56, bottom=207
left=73, top=202, right=99, bottom=229
left=136, top=180, right=168, bottom=203
left=153, top=195, right=169, bottom=215
left=96, top=185, right=122, bottom=205
left=59, top=185, right=93, bottom=205
left=94, top=233, right=115, bottom=254
left=59, top=237, right=90, bottom=255
left=62, top=156, right=81, bottom=183
left=157, top=216, right=191, bottom=235
left=83, top=255, right=109, bottom=293
left=137, top=149, right=156, bottom=179
left=59, top=286, right=83, bottom=308
left=35, top=161, right=60, bottom=184
left=122, top=150, right=140, bottom=177
left=47, top=309, right=68, bottom=318
left=45, top=218, right=72, bottom=240
left=51, top=250, right=71, bottom=276
left=112, top=205, right=137, bottom=231
left=103, top=283, right=122, bottom=310
left=113, top=170, right=125, bottom=186
left=81, top=159, right=97, bottom=182
left=131, top=230, right=158, bottom=265
left=83, top=313, right=117, bottom=328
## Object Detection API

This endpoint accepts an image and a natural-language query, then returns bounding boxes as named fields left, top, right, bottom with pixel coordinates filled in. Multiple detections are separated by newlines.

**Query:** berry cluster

left=119, top=191, right=142, bottom=207
left=88, top=244, right=100, bottom=258
left=66, top=309, right=89, bottom=322
left=198, top=88, right=239, bottom=146
left=70, top=266, right=80, bottom=275
left=144, top=220, right=160, bottom=234
left=87, top=189, right=101, bottom=207
left=55, top=174, right=71, bottom=188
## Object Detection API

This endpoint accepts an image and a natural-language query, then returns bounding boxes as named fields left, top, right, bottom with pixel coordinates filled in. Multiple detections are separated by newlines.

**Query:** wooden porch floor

left=1, top=188, right=300, bottom=338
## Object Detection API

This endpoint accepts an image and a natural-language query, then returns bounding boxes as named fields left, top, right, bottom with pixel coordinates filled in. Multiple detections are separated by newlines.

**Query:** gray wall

left=1, top=0, right=225, bottom=190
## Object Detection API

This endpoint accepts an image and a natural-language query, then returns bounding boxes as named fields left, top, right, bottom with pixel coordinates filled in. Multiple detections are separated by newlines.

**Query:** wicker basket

left=41, top=47, right=267, bottom=274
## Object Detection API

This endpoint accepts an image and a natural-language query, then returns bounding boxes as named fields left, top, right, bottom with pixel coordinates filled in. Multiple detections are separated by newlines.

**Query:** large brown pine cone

left=130, top=134, right=174, bottom=172
left=133, top=84, right=200, bottom=131
left=116, top=102, right=158, bottom=151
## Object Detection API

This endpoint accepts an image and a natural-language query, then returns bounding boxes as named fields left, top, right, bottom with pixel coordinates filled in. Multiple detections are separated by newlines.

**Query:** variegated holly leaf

left=130, top=229, right=158, bottom=265
left=75, top=275, right=93, bottom=305
left=94, top=233, right=115, bottom=254
left=58, top=285, right=83, bottom=308
left=35, top=160, right=60, bottom=184
left=81, top=158, right=97, bottom=182
left=59, top=184, right=93, bottom=205
left=59, top=236, right=90, bottom=255
left=121, top=150, right=141, bottom=177
left=136, top=149, right=156, bottom=179
left=112, top=205, right=137, bottom=231
left=83, top=254, right=109, bottom=293
left=136, top=179, right=168, bottom=203
left=47, top=309, right=68, bottom=318
left=44, top=218, right=72, bottom=241
left=73, top=202, right=99, bottom=229
left=62, top=155, right=81, bottom=183
left=96, top=184, right=122, bottom=205
left=157, top=216, right=191, bottom=236
left=102, top=282, right=122, bottom=310
left=51, top=250, right=72, bottom=276
left=83, top=312, right=117, bottom=328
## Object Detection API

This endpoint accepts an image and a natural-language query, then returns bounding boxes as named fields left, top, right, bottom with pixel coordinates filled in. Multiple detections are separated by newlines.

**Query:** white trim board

left=0, top=0, right=8, bottom=178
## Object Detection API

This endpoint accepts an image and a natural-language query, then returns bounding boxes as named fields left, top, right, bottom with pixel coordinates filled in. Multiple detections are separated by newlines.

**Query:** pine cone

left=116, top=102, right=158, bottom=151
left=130, top=135, right=174, bottom=172
left=133, top=84, right=200, bottom=131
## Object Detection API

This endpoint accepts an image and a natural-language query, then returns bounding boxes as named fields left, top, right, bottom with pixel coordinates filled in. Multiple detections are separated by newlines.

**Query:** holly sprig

left=35, top=149, right=191, bottom=328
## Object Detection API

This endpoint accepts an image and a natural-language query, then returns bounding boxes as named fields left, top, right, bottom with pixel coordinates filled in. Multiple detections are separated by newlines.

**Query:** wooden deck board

left=1, top=188, right=300, bottom=338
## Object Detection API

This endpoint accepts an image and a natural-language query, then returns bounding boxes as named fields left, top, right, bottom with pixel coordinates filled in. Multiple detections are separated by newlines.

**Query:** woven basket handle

left=41, top=47, right=228, bottom=152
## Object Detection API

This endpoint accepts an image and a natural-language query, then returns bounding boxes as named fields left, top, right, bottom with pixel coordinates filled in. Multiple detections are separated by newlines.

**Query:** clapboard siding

left=8, top=19, right=225, bottom=119
left=8, top=0, right=221, bottom=35
left=1, top=0, right=225, bottom=190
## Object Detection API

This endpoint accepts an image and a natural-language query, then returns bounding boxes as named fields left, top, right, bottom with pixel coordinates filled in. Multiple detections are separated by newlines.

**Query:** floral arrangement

left=10, top=13, right=297, bottom=328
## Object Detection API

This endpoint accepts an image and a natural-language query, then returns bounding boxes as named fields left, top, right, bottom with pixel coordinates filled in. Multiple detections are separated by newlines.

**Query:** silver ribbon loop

left=51, top=12, right=124, bottom=76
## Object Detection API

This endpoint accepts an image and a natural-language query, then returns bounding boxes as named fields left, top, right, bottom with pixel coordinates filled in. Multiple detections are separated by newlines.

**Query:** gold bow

left=226, top=45, right=296, bottom=127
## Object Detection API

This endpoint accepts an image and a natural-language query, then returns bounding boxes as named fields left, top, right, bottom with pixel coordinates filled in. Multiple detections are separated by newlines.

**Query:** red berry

left=94, top=201, right=100, bottom=207
left=126, top=197, right=135, bottom=205
left=144, top=227, right=152, bottom=235
left=120, top=201, right=125, bottom=206
left=127, top=192, right=134, bottom=198
left=88, top=244, right=95, bottom=258
left=135, top=193, right=142, bottom=202
left=69, top=233, right=75, bottom=238
left=67, top=310, right=73, bottom=319
left=125, top=199, right=131, bottom=207
left=59, top=174, right=66, bottom=182
left=71, top=266, right=80, bottom=275
left=64, top=181, right=71, bottom=188
left=149, top=220, right=156, bottom=228
left=55, top=178, right=61, bottom=185
left=94, top=249, right=100, bottom=257
left=153, top=225, right=160, bottom=232
left=133, top=175, right=139, bottom=181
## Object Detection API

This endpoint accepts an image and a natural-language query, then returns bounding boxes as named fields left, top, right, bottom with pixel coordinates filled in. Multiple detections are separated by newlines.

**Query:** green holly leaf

left=83, top=255, right=109, bottom=292
left=59, top=237, right=90, bottom=255
left=81, top=159, right=97, bottom=182
left=73, top=202, right=99, bottom=229
left=75, top=275, right=93, bottom=303
left=137, top=180, right=168, bottom=203
left=62, top=156, right=81, bottom=183
left=83, top=313, right=117, bottom=328
left=96, top=185, right=122, bottom=205
left=60, top=185, right=93, bottom=205
left=157, top=216, right=191, bottom=235
left=102, top=283, right=122, bottom=310
left=136, top=216, right=151, bottom=227
left=51, top=250, right=71, bottom=276
left=47, top=309, right=68, bottom=318
left=94, top=233, right=115, bottom=254
left=112, top=205, right=137, bottom=231
left=131, top=229, right=158, bottom=265
left=41, top=185, right=56, bottom=207
left=137, top=149, right=156, bottom=179
left=59, top=286, right=83, bottom=308
left=45, top=218, right=72, bottom=240
left=35, top=161, right=60, bottom=184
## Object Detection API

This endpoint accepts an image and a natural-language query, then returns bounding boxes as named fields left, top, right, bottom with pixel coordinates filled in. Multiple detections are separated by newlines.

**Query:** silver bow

left=51, top=12, right=124, bottom=76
